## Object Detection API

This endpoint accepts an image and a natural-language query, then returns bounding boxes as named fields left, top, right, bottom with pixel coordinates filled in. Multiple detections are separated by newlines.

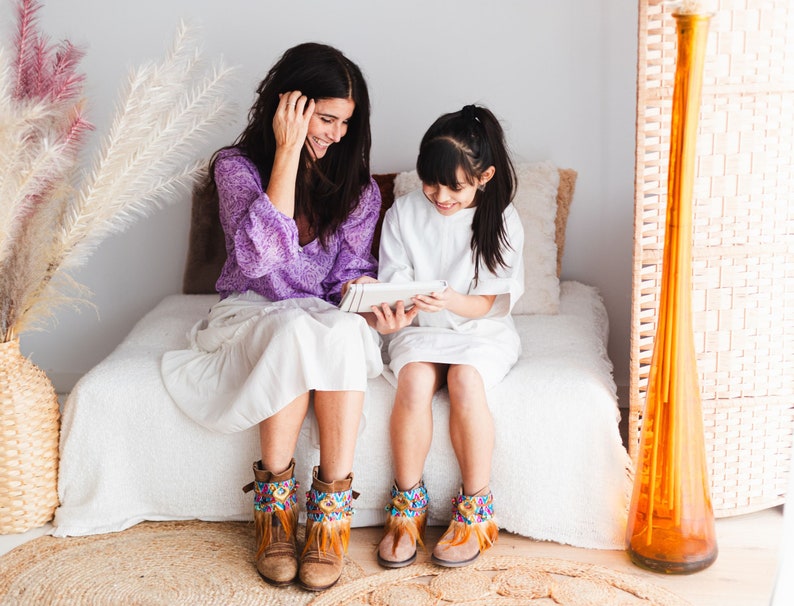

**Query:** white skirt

left=161, top=292, right=384, bottom=434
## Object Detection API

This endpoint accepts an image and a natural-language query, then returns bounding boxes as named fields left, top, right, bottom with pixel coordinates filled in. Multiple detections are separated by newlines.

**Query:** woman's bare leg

left=313, top=390, right=365, bottom=482
left=259, top=392, right=311, bottom=473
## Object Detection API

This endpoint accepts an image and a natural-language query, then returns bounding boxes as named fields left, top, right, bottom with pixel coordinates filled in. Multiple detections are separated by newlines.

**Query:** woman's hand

left=273, top=91, right=315, bottom=151
left=368, top=301, right=419, bottom=335
left=341, top=275, right=378, bottom=300
left=266, top=91, right=316, bottom=216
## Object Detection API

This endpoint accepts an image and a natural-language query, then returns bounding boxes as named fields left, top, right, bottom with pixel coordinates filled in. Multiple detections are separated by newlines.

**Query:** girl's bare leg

left=446, top=364, right=493, bottom=495
left=390, top=362, right=445, bottom=490
left=433, top=364, right=495, bottom=566
left=378, top=362, right=445, bottom=567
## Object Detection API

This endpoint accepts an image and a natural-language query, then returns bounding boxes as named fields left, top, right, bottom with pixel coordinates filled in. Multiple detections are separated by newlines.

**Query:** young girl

left=373, top=105, right=524, bottom=568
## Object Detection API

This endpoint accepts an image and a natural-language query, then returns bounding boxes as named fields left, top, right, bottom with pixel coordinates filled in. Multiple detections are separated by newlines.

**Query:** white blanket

left=54, top=281, right=631, bottom=549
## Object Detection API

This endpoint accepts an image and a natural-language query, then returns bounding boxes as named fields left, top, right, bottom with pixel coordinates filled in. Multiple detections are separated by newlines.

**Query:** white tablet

left=338, top=280, right=448, bottom=313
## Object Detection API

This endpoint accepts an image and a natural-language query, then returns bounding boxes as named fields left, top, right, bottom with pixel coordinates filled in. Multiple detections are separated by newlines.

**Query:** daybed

left=54, top=162, right=632, bottom=550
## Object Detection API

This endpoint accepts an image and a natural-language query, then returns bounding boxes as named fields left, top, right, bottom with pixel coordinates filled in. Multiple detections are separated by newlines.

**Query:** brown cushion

left=182, top=169, right=574, bottom=295
left=555, top=168, right=577, bottom=276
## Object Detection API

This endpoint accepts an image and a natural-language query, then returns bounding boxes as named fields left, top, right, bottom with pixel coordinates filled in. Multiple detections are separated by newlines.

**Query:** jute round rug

left=0, top=520, right=692, bottom=605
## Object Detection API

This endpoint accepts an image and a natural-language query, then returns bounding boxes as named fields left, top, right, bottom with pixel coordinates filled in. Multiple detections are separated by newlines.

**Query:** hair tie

left=462, top=104, right=480, bottom=123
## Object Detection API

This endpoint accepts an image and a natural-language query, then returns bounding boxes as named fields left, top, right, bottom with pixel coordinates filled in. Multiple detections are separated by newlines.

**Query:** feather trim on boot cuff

left=382, top=482, right=429, bottom=557
left=243, top=461, right=299, bottom=559
left=302, top=485, right=354, bottom=557
left=438, top=490, right=498, bottom=553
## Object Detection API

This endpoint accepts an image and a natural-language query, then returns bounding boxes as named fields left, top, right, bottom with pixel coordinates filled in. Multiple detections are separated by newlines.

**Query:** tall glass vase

left=625, top=8, right=718, bottom=574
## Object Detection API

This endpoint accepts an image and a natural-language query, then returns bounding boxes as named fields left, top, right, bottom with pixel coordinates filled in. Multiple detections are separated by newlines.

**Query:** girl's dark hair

left=202, top=42, right=372, bottom=245
left=416, top=104, right=517, bottom=282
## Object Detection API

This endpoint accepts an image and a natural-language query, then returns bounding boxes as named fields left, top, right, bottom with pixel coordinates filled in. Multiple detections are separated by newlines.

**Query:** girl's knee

left=447, top=364, right=483, bottom=393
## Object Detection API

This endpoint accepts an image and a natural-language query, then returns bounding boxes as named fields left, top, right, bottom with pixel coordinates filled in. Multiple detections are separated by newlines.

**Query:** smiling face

left=305, top=97, right=355, bottom=159
left=421, top=167, right=495, bottom=216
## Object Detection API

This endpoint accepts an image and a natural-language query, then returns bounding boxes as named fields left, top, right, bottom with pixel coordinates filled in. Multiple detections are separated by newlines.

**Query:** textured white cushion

left=54, top=282, right=630, bottom=549
left=393, top=161, right=561, bottom=315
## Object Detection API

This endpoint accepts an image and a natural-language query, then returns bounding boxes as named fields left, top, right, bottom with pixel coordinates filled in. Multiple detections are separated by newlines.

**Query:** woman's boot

left=299, top=467, right=355, bottom=591
left=242, top=459, right=299, bottom=585
left=431, top=488, right=498, bottom=568
left=377, top=481, right=429, bottom=568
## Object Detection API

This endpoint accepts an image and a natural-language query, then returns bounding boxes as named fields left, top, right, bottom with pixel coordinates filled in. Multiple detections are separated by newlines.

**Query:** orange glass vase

left=626, top=10, right=717, bottom=574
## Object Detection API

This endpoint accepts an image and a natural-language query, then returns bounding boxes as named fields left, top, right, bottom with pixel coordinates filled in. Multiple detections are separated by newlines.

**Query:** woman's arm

left=265, top=91, right=314, bottom=217
left=216, top=152, right=300, bottom=278
left=321, top=179, right=381, bottom=301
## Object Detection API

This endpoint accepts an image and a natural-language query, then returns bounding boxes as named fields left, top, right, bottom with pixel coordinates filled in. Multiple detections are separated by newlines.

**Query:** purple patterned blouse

left=214, top=148, right=381, bottom=304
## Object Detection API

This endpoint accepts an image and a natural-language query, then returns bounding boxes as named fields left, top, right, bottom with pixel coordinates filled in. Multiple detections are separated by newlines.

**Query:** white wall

left=4, top=0, right=638, bottom=394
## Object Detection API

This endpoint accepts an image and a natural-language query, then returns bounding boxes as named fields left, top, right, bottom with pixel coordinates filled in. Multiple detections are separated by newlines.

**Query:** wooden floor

left=348, top=508, right=785, bottom=606
left=1, top=403, right=788, bottom=604
left=0, top=505, right=785, bottom=605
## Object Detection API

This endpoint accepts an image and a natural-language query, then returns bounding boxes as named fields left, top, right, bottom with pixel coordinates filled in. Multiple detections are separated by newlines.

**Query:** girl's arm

left=216, top=152, right=301, bottom=278
left=466, top=206, right=526, bottom=317
left=377, top=205, right=415, bottom=284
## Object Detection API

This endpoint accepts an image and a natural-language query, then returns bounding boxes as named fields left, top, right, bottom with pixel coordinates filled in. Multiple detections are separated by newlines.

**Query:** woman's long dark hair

left=202, top=42, right=372, bottom=245
left=416, top=104, right=517, bottom=282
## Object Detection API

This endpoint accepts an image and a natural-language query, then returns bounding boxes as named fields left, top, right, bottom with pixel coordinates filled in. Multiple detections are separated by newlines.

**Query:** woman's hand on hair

left=273, top=91, right=315, bottom=151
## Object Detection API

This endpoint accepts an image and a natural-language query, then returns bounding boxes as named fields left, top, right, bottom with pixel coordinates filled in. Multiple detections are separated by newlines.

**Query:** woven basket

left=0, top=339, right=60, bottom=534
left=631, top=0, right=794, bottom=516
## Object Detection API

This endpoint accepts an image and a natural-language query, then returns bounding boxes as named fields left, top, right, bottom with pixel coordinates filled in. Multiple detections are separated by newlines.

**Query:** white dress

left=161, top=293, right=383, bottom=434
left=378, top=189, right=524, bottom=389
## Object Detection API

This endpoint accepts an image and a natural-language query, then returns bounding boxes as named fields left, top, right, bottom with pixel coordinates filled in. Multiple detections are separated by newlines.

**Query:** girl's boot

left=431, top=488, right=498, bottom=568
left=299, top=467, right=356, bottom=591
left=242, top=459, right=299, bottom=585
left=377, top=481, right=429, bottom=568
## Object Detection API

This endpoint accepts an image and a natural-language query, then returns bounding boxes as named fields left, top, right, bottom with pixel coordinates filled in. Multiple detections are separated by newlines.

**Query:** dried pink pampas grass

left=0, top=0, right=236, bottom=341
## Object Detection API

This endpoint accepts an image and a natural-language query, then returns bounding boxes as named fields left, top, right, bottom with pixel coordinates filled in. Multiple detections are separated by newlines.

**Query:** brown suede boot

left=242, top=459, right=299, bottom=586
left=299, top=467, right=356, bottom=592
left=431, top=488, right=498, bottom=568
left=377, top=481, right=429, bottom=568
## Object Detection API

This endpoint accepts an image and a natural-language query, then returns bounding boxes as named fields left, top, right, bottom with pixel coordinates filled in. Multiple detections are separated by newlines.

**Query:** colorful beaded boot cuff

left=253, top=477, right=298, bottom=513
left=451, top=491, right=495, bottom=525
left=386, top=483, right=429, bottom=518
left=305, top=487, right=354, bottom=523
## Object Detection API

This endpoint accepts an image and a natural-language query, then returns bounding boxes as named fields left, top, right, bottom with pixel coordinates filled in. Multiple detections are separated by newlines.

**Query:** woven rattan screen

left=631, top=0, right=794, bottom=516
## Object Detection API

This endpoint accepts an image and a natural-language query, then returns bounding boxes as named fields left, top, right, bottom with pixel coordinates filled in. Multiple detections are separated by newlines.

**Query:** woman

left=161, top=42, right=381, bottom=592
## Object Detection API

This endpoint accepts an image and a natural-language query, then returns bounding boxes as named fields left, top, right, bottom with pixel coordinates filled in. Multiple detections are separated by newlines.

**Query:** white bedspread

left=54, top=281, right=631, bottom=549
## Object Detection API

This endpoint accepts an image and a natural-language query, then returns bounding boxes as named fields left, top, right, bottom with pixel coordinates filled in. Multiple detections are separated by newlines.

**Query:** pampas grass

left=0, top=0, right=236, bottom=341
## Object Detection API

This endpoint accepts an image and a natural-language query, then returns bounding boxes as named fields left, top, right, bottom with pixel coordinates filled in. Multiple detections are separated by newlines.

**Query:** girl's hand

left=368, top=300, right=419, bottom=335
left=273, top=91, right=315, bottom=151
left=410, top=285, right=454, bottom=313
left=412, top=285, right=496, bottom=319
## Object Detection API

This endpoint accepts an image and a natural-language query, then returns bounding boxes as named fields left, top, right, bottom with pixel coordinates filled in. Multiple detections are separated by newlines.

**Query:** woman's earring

left=477, top=183, right=486, bottom=192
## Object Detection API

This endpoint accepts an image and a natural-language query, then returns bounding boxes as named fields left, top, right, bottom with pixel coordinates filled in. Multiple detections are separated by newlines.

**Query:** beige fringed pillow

left=391, top=162, right=574, bottom=315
